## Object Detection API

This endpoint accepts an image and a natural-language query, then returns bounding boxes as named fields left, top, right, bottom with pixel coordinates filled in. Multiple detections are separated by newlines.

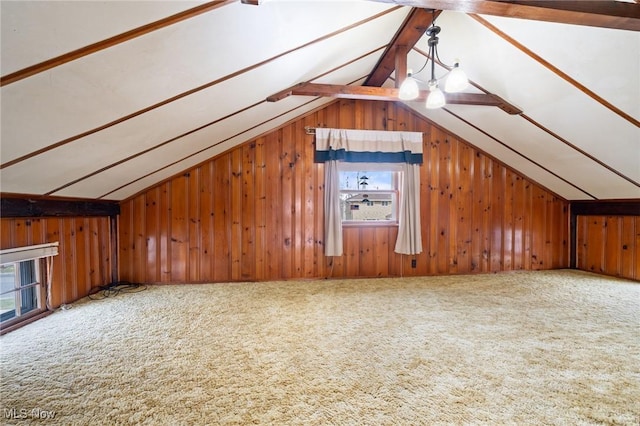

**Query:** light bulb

left=398, top=75, right=420, bottom=100
left=444, top=62, right=469, bottom=93
left=426, top=80, right=445, bottom=109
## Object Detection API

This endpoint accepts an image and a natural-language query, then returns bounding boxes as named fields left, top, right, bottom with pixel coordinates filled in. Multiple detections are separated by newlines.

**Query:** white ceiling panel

left=481, top=14, right=640, bottom=120
left=60, top=96, right=333, bottom=200
left=0, top=1, right=207, bottom=75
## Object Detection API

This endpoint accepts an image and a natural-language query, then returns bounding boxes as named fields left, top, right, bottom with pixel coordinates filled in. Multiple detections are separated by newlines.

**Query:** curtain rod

left=304, top=127, right=426, bottom=136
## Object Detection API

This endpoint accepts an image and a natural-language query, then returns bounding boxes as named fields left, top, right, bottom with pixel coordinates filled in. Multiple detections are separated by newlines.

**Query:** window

left=338, top=163, right=401, bottom=225
left=0, top=260, right=45, bottom=327
left=0, top=242, right=58, bottom=332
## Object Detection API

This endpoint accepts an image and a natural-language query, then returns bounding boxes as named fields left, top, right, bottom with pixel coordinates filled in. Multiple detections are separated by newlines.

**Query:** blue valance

left=314, top=128, right=423, bottom=164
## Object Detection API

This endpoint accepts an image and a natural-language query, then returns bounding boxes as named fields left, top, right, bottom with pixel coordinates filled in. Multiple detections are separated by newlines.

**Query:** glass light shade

left=444, top=63, right=469, bottom=93
left=425, top=81, right=446, bottom=109
left=398, top=76, right=420, bottom=100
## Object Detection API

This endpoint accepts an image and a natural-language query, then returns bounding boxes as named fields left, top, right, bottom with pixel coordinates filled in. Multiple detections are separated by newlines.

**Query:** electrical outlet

left=411, top=258, right=417, bottom=268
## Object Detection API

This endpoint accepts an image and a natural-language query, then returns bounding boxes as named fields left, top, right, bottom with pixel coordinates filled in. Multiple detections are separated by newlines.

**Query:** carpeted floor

left=1, top=270, right=638, bottom=425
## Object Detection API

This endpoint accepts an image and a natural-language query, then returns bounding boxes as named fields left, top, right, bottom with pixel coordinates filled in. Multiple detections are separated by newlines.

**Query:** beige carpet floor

left=1, top=270, right=639, bottom=425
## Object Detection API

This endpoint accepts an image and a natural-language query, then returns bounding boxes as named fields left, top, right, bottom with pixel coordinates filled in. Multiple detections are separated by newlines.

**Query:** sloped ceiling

left=1, top=0, right=638, bottom=202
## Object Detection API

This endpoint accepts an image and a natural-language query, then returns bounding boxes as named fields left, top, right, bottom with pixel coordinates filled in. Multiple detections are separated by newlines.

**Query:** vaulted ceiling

left=1, top=0, right=638, bottom=201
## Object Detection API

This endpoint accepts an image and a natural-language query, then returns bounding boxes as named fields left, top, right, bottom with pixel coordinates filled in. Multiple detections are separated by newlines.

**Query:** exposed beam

left=365, top=8, right=437, bottom=87
left=367, top=1, right=640, bottom=31
left=0, top=195, right=120, bottom=218
left=571, top=199, right=640, bottom=216
left=267, top=82, right=522, bottom=114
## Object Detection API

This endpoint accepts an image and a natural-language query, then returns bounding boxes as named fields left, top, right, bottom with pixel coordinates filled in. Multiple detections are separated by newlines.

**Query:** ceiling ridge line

left=468, top=13, right=640, bottom=129
left=44, top=47, right=385, bottom=197
left=0, top=0, right=237, bottom=87
left=365, top=7, right=437, bottom=87
left=0, top=6, right=401, bottom=171
left=519, top=113, right=640, bottom=188
left=442, top=108, right=597, bottom=200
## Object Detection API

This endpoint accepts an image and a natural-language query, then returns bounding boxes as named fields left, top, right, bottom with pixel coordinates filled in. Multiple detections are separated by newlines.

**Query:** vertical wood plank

left=437, top=131, right=451, bottom=274
left=456, top=142, right=473, bottom=274
left=74, top=218, right=89, bottom=297
left=620, top=216, right=635, bottom=280
left=503, top=169, right=514, bottom=271
left=159, top=182, right=172, bottom=283
left=428, top=130, right=440, bottom=273
left=343, top=227, right=360, bottom=277
left=170, top=174, right=189, bottom=282
left=302, top=119, right=317, bottom=278
left=264, top=132, right=282, bottom=279
left=213, top=155, right=231, bottom=281
left=145, top=189, right=160, bottom=283
left=604, top=216, right=622, bottom=277
left=46, top=219, right=64, bottom=308
left=133, top=195, right=146, bottom=284
left=230, top=148, right=243, bottom=280
left=490, top=163, right=504, bottom=272
left=359, top=227, right=376, bottom=277
left=374, top=227, right=390, bottom=277
left=199, top=162, right=214, bottom=282
left=188, top=167, right=201, bottom=282
left=241, top=142, right=257, bottom=280
left=280, top=125, right=295, bottom=279
left=585, top=216, right=605, bottom=273
left=512, top=176, right=525, bottom=270
left=254, top=137, right=267, bottom=281
left=62, top=219, right=77, bottom=303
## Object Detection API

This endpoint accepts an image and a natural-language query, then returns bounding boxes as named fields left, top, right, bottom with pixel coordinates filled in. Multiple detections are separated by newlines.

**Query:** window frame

left=337, top=162, right=402, bottom=227
left=0, top=242, right=58, bottom=333
left=0, top=259, right=46, bottom=329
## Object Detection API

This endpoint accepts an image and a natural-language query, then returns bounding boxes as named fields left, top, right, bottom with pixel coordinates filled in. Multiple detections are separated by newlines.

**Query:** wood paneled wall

left=119, top=100, right=569, bottom=284
left=576, top=215, right=639, bottom=281
left=0, top=216, right=113, bottom=308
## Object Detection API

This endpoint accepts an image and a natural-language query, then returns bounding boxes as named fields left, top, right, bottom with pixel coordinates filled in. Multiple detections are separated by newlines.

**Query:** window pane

left=341, top=191, right=396, bottom=221
left=1, top=260, right=41, bottom=325
left=0, top=265, right=17, bottom=321
left=339, top=171, right=394, bottom=190
left=19, top=261, right=39, bottom=314
left=338, top=168, right=399, bottom=223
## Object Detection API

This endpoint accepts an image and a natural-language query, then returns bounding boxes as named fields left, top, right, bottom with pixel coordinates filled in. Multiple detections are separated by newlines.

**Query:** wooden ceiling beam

left=366, top=1, right=640, bottom=31
left=364, top=8, right=438, bottom=87
left=267, top=82, right=522, bottom=115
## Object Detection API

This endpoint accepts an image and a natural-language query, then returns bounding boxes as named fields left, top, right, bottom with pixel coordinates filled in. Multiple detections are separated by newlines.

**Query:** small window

left=338, top=163, right=401, bottom=225
left=0, top=260, right=45, bottom=327
left=0, top=242, right=57, bottom=332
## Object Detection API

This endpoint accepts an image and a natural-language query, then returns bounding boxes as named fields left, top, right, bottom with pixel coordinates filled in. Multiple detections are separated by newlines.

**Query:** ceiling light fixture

left=399, top=18, right=469, bottom=109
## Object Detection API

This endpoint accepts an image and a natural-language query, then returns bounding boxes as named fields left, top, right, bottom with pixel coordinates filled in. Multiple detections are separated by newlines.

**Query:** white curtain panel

left=324, top=159, right=343, bottom=256
left=394, top=162, right=423, bottom=255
